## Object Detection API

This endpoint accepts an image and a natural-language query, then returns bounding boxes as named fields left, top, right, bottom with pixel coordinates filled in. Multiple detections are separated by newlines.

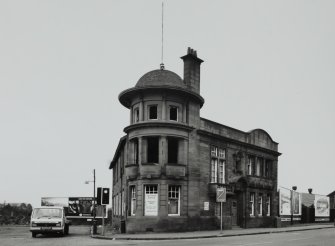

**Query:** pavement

left=92, top=223, right=334, bottom=240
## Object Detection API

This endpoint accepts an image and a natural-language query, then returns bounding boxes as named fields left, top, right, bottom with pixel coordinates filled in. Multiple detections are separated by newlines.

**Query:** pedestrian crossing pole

left=216, top=187, right=226, bottom=233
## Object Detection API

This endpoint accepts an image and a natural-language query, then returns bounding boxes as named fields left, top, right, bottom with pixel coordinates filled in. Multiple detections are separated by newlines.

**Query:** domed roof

left=135, top=69, right=186, bottom=89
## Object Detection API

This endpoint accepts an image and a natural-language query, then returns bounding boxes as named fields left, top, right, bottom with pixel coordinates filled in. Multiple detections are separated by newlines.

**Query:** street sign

left=216, top=187, right=226, bottom=203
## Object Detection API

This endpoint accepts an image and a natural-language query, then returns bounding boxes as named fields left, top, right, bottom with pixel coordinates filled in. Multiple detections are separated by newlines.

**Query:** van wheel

left=32, top=232, right=37, bottom=238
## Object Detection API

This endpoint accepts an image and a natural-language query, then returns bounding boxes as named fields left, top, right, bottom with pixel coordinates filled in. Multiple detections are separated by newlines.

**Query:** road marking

left=236, top=242, right=273, bottom=246
left=286, top=237, right=314, bottom=242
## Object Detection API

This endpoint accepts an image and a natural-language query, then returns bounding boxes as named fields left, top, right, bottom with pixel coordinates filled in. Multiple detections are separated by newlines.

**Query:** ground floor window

left=144, top=185, right=158, bottom=216
left=130, top=186, right=136, bottom=216
left=249, top=192, right=255, bottom=216
left=258, top=193, right=263, bottom=216
left=266, top=194, right=271, bottom=216
left=168, top=185, right=180, bottom=216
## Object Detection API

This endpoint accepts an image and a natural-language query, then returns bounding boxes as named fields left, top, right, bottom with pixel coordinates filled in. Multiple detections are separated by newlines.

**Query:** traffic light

left=102, top=188, right=110, bottom=205
left=97, top=187, right=102, bottom=205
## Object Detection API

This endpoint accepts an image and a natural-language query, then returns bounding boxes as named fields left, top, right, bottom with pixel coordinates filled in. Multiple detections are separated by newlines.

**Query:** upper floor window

left=133, top=139, right=139, bottom=165
left=168, top=137, right=179, bottom=164
left=148, top=105, right=158, bottom=120
left=169, top=106, right=178, bottom=121
left=248, top=156, right=255, bottom=176
left=147, top=137, right=159, bottom=163
left=133, top=107, right=139, bottom=123
left=210, top=146, right=225, bottom=184
left=265, top=160, right=272, bottom=178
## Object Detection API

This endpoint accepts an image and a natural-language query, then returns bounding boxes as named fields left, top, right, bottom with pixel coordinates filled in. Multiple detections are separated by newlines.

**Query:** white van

left=30, top=206, right=70, bottom=237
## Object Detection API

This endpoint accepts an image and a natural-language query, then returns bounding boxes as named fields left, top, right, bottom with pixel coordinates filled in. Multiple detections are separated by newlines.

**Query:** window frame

left=130, top=186, right=136, bottom=216
left=250, top=192, right=255, bottom=216
left=210, top=146, right=226, bottom=184
left=144, top=185, right=159, bottom=216
left=258, top=194, right=263, bottom=216
left=168, top=185, right=181, bottom=216
left=133, top=107, right=140, bottom=123
left=148, top=105, right=158, bottom=120
left=169, top=106, right=178, bottom=121
left=266, top=194, right=271, bottom=216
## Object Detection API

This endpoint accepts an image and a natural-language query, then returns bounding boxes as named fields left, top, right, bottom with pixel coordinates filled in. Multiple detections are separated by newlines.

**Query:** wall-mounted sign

left=144, top=194, right=158, bottom=216
left=204, top=202, right=209, bottom=211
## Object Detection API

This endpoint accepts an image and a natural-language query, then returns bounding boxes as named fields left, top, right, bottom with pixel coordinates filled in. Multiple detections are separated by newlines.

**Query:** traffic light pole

left=93, top=169, right=97, bottom=235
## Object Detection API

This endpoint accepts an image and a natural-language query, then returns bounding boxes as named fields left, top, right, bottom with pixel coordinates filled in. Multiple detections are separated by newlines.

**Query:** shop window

left=266, top=194, right=271, bottom=216
left=250, top=192, right=255, bottom=216
left=133, top=107, right=139, bottom=123
left=148, top=105, right=158, bottom=120
left=144, top=185, right=158, bottom=216
left=168, top=185, right=180, bottom=216
left=168, top=137, right=178, bottom=164
left=169, top=106, right=178, bottom=121
left=147, top=137, right=159, bottom=163
left=130, top=186, right=136, bottom=216
left=258, top=194, right=263, bottom=216
left=210, top=146, right=225, bottom=184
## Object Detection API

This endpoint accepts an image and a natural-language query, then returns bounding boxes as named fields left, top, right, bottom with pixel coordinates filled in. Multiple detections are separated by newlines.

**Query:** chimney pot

left=308, top=188, right=312, bottom=194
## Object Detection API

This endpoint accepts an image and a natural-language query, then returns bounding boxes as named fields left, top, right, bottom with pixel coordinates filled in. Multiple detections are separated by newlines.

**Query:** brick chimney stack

left=181, top=47, right=204, bottom=94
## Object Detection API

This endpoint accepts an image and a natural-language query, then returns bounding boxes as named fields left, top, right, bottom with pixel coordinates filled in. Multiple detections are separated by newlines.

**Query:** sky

left=0, top=0, right=334, bottom=207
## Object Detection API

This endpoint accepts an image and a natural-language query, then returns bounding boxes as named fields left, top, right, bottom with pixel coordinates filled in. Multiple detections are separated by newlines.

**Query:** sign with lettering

left=145, top=194, right=158, bottom=216
left=216, top=188, right=226, bottom=203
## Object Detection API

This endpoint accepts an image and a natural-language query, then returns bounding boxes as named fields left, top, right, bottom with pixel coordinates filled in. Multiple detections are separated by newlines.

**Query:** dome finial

left=160, top=63, right=165, bottom=70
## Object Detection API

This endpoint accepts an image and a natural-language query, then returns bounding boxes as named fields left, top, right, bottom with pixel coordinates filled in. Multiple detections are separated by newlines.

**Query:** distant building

left=110, top=48, right=281, bottom=233
left=328, top=191, right=335, bottom=222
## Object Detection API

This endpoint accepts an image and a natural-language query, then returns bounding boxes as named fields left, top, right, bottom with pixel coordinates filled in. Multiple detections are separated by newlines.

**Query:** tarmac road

left=0, top=225, right=334, bottom=246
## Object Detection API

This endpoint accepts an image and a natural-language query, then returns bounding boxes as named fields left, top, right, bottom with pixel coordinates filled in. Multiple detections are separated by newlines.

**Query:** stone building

left=109, top=48, right=281, bottom=233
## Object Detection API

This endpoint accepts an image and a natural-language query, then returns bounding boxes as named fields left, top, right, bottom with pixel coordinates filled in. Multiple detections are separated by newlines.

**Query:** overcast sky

left=1, top=0, right=334, bottom=207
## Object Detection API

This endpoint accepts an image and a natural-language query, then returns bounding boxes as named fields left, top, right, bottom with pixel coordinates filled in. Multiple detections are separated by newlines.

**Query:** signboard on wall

left=279, top=188, right=291, bottom=216
left=204, top=202, right=209, bottom=211
left=41, top=197, right=107, bottom=218
left=144, top=194, right=158, bottom=216
left=315, top=195, right=330, bottom=217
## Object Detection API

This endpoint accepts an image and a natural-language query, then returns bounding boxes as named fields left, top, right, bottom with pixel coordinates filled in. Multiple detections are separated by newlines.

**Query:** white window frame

left=168, top=185, right=180, bottom=216
left=250, top=193, right=255, bottom=216
left=211, top=158, right=217, bottom=183
left=248, top=157, right=253, bottom=175
left=210, top=146, right=225, bottom=184
left=144, top=185, right=158, bottom=216
left=169, top=106, right=178, bottom=121
left=148, top=105, right=158, bottom=120
left=258, top=194, right=263, bottom=216
left=218, top=160, right=225, bottom=184
left=266, top=194, right=271, bottom=216
left=133, top=107, right=139, bottom=123
left=130, top=186, right=136, bottom=216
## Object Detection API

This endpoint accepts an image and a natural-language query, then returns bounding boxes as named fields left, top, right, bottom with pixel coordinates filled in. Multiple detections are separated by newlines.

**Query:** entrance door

left=231, top=200, right=237, bottom=226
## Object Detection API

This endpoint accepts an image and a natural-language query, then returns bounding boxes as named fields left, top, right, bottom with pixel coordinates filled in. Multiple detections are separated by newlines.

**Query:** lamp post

left=85, top=169, right=97, bottom=235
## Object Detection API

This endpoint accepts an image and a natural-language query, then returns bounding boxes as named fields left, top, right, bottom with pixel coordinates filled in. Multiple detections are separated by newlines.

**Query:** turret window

left=169, top=106, right=178, bottom=121
left=133, top=107, right=139, bottom=123
left=148, top=105, right=158, bottom=120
